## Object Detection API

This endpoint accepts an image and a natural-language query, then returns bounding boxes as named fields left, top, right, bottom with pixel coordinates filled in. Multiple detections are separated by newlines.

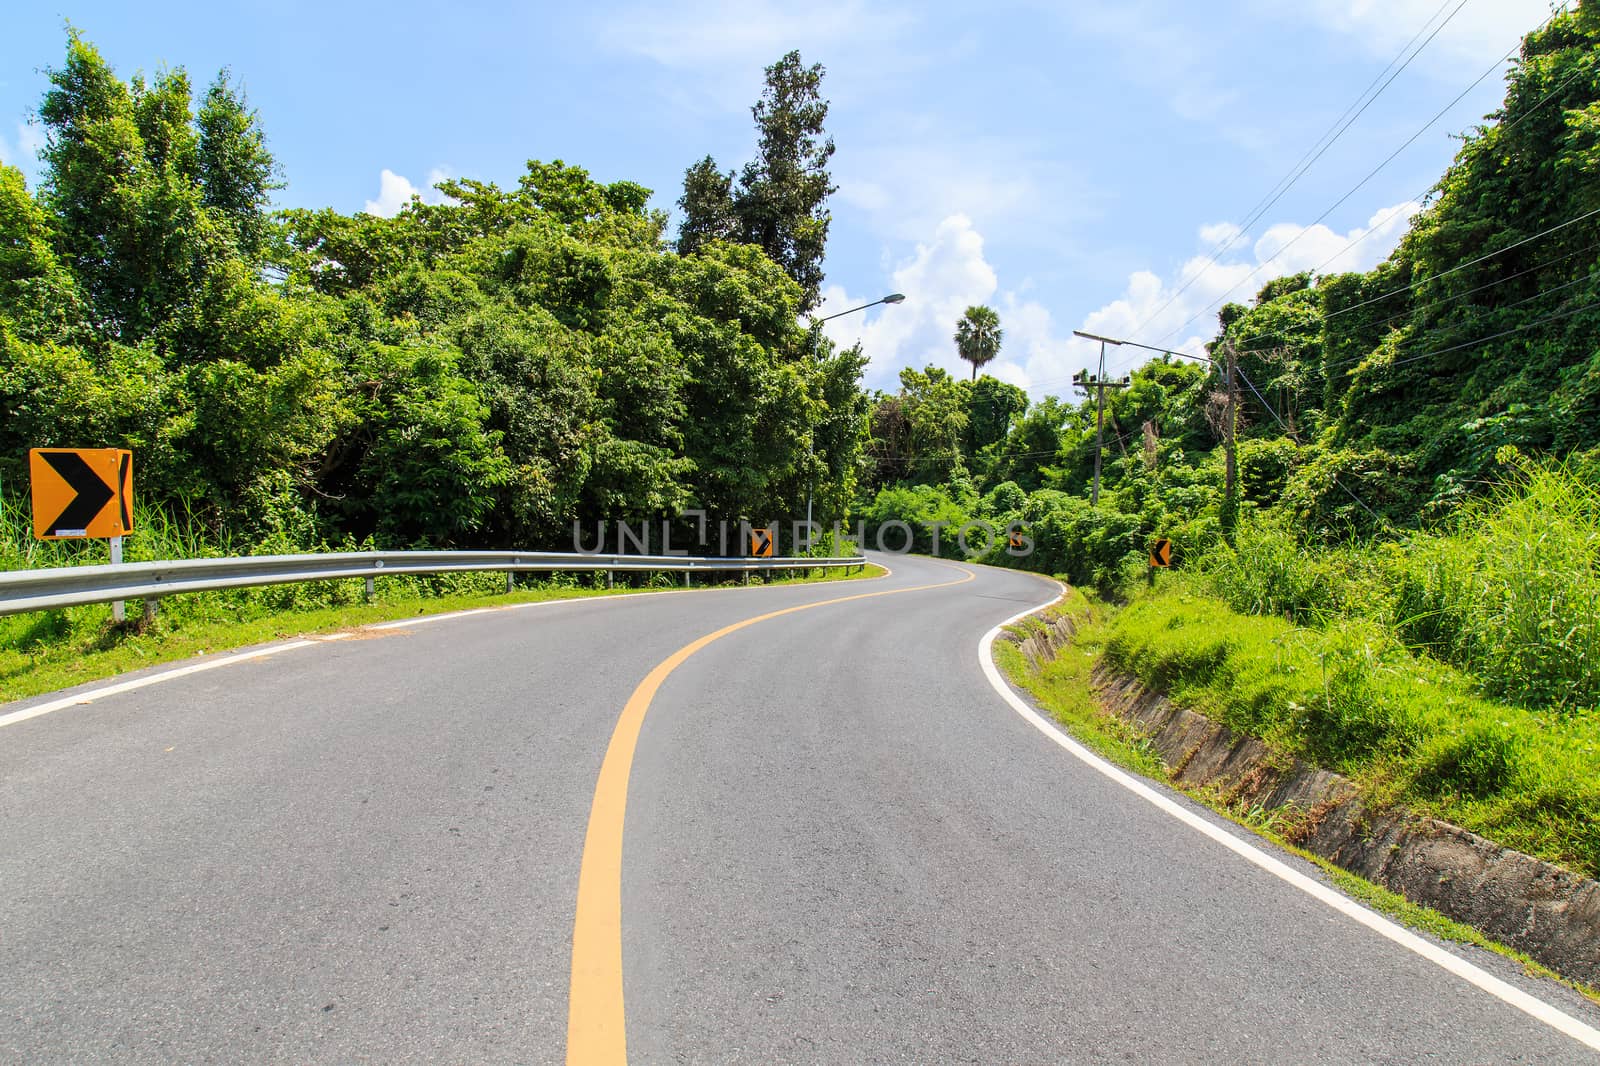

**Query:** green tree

left=966, top=375, right=1027, bottom=479
left=196, top=71, right=280, bottom=259
left=675, top=155, right=738, bottom=256
left=732, top=51, right=835, bottom=312
left=897, top=365, right=970, bottom=485
left=954, top=304, right=1003, bottom=380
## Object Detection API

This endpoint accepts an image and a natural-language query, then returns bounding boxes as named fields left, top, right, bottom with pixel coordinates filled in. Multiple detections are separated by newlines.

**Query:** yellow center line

left=566, top=563, right=977, bottom=1064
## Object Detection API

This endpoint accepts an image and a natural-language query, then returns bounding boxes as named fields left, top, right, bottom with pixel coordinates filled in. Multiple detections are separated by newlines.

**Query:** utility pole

left=1221, top=337, right=1240, bottom=541
left=1071, top=331, right=1130, bottom=506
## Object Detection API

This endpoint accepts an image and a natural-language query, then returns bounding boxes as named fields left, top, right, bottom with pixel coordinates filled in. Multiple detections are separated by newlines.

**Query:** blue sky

left=0, top=0, right=1560, bottom=397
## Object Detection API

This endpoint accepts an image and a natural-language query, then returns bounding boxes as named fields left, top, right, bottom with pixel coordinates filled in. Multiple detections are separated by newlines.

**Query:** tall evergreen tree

left=734, top=51, right=835, bottom=312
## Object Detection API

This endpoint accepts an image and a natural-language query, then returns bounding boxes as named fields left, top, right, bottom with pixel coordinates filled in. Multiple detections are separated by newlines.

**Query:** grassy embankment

left=1, top=498, right=882, bottom=703
left=998, top=463, right=1600, bottom=987
left=996, top=591, right=1596, bottom=994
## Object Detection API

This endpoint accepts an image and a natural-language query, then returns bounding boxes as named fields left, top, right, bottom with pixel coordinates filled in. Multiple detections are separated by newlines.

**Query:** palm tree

left=954, top=305, right=1003, bottom=381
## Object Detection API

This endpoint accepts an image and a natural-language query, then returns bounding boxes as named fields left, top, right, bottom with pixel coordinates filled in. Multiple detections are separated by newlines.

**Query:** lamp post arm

left=817, top=292, right=905, bottom=323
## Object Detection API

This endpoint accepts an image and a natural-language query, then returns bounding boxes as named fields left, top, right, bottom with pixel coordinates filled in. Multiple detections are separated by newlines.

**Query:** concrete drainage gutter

left=1009, top=614, right=1600, bottom=989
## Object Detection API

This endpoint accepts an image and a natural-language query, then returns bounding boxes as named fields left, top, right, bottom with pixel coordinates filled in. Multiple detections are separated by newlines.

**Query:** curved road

left=3, top=554, right=1599, bottom=1063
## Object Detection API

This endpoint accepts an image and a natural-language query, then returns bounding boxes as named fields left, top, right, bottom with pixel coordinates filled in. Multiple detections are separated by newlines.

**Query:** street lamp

left=806, top=293, right=906, bottom=537
left=818, top=292, right=905, bottom=323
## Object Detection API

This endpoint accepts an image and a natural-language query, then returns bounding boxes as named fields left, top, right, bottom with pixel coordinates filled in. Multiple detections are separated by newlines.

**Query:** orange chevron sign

left=30, top=448, right=134, bottom=540
left=1149, top=538, right=1172, bottom=568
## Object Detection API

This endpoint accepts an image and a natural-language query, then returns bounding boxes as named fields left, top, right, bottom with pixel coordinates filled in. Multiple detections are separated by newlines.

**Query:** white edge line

left=977, top=580, right=1600, bottom=1053
left=1, top=563, right=890, bottom=730
left=0, top=640, right=318, bottom=730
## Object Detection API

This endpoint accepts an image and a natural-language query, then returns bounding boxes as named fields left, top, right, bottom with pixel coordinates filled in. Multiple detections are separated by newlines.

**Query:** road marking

left=566, top=562, right=968, bottom=1065
left=0, top=641, right=318, bottom=730
left=977, top=584, right=1600, bottom=1054
left=0, top=567, right=889, bottom=730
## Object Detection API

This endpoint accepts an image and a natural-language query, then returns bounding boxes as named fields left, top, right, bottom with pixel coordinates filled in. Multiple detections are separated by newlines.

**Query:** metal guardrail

left=0, top=550, right=866, bottom=617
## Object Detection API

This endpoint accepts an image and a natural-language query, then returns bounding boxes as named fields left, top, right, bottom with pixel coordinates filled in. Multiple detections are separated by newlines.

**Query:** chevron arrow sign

left=29, top=448, right=134, bottom=540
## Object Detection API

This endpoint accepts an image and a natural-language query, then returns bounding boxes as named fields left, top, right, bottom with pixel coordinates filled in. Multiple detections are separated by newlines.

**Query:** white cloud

left=834, top=132, right=1099, bottom=245
left=828, top=201, right=1421, bottom=402
left=605, top=0, right=909, bottom=71
left=817, top=214, right=996, bottom=390
left=362, top=166, right=454, bottom=217
left=1251, top=199, right=1420, bottom=276
left=0, top=121, right=46, bottom=184
left=1023, top=200, right=1422, bottom=389
left=1280, top=0, right=1559, bottom=69
left=1199, top=221, right=1243, bottom=250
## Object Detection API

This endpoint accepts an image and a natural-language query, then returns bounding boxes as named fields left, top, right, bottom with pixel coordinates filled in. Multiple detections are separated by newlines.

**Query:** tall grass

left=1198, top=462, right=1600, bottom=714
left=1195, top=516, right=1392, bottom=626
left=0, top=494, right=516, bottom=671
left=0, top=492, right=232, bottom=572
left=1393, top=463, right=1600, bottom=713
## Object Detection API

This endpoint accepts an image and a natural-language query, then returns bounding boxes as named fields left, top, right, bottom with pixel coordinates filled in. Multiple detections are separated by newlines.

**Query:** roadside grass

left=1099, top=579, right=1600, bottom=881
left=996, top=588, right=1165, bottom=780
left=1, top=560, right=885, bottom=705
left=997, top=589, right=1600, bottom=1006
left=1198, top=460, right=1600, bottom=714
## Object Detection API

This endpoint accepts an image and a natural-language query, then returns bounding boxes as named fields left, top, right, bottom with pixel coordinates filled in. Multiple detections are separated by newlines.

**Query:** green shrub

left=1391, top=461, right=1600, bottom=712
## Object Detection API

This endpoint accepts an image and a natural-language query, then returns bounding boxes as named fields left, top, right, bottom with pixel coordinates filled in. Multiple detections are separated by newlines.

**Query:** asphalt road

left=3, top=553, right=1599, bottom=1063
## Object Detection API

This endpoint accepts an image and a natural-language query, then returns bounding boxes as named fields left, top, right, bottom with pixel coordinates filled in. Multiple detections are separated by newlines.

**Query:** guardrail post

left=364, top=576, right=375, bottom=603
left=606, top=571, right=614, bottom=590
left=684, top=572, right=691, bottom=588
left=142, top=598, right=158, bottom=625
left=506, top=572, right=515, bottom=594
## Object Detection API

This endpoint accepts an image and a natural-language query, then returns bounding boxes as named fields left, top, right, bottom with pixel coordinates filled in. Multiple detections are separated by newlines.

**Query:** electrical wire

left=1228, top=238, right=1600, bottom=357
left=1123, top=0, right=1468, bottom=343
left=1254, top=58, right=1597, bottom=292
left=1148, top=36, right=1537, bottom=350
left=1144, top=4, right=1578, bottom=351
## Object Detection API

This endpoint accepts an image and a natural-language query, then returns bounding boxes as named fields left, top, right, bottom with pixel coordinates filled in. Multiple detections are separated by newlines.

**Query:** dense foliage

left=0, top=35, right=865, bottom=553
left=857, top=4, right=1600, bottom=753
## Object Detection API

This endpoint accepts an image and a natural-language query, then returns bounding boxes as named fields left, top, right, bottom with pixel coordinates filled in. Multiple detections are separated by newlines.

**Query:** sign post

left=110, top=535, right=125, bottom=623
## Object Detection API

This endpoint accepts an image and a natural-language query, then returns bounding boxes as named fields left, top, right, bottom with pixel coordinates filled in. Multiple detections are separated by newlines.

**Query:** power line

left=1144, top=4, right=1578, bottom=353
left=1148, top=30, right=1538, bottom=351
left=1259, top=58, right=1597, bottom=290
left=1229, top=238, right=1600, bottom=357
left=1122, top=0, right=1467, bottom=343
left=1307, top=204, right=1600, bottom=324
left=1385, top=290, right=1600, bottom=369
